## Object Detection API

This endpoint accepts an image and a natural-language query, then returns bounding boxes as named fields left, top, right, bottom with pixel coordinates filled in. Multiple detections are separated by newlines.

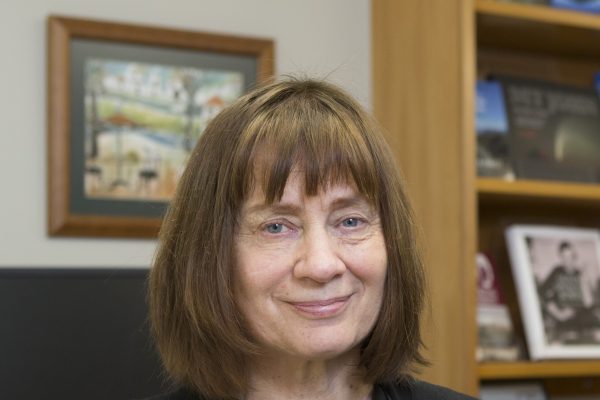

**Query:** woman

left=148, top=79, right=476, bottom=400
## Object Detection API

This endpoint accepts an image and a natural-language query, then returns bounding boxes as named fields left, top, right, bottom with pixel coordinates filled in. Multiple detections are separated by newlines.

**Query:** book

left=550, top=0, right=600, bottom=13
left=480, top=382, right=547, bottom=400
left=476, top=80, right=513, bottom=179
left=505, top=225, right=600, bottom=360
left=498, top=76, right=600, bottom=183
left=476, top=253, right=520, bottom=361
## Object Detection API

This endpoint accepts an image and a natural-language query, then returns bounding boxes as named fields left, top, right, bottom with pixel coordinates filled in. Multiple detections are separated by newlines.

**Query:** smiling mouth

left=287, top=295, right=353, bottom=318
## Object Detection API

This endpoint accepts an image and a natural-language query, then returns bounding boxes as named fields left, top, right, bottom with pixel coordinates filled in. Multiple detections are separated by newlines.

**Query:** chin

left=286, top=337, right=362, bottom=361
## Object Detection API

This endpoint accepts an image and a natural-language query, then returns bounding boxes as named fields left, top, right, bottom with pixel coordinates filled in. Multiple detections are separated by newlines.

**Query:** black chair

left=0, top=267, right=167, bottom=400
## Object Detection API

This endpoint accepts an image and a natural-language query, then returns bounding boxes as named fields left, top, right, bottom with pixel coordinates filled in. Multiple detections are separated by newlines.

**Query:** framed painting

left=47, top=15, right=274, bottom=237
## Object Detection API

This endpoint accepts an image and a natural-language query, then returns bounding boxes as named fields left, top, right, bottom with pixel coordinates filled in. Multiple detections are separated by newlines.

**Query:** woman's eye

left=341, top=218, right=361, bottom=228
left=265, top=223, right=286, bottom=234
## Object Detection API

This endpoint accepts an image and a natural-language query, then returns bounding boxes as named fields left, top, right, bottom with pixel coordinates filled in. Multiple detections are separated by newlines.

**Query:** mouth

left=286, top=295, right=353, bottom=318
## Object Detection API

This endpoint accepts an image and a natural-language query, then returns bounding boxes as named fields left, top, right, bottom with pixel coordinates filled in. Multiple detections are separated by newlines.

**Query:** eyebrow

left=244, top=202, right=302, bottom=216
left=243, top=194, right=372, bottom=216
left=329, top=195, right=371, bottom=210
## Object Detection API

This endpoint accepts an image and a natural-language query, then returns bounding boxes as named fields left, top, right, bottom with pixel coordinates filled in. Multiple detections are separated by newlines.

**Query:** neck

left=245, top=350, right=372, bottom=400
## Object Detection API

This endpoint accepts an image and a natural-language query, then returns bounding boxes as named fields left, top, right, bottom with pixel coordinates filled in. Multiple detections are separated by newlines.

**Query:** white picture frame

left=506, top=225, right=600, bottom=360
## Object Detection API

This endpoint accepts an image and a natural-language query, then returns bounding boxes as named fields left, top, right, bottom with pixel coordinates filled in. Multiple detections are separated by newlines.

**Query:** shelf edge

left=476, top=0, right=600, bottom=30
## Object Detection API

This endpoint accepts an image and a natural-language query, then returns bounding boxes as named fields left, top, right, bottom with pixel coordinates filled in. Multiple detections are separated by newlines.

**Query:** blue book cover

left=476, top=80, right=513, bottom=178
left=477, top=81, right=509, bottom=134
left=550, top=0, right=600, bottom=13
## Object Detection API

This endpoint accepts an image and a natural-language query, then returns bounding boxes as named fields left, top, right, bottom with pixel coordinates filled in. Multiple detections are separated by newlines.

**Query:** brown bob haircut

left=149, top=78, right=426, bottom=399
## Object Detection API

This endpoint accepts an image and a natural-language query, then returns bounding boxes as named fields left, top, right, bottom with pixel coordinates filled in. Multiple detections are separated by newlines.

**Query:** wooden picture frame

left=47, top=15, right=274, bottom=238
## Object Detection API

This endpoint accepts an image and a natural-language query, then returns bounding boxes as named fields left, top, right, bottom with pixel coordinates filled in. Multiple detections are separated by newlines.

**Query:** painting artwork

left=48, top=15, right=274, bottom=237
left=84, top=60, right=243, bottom=201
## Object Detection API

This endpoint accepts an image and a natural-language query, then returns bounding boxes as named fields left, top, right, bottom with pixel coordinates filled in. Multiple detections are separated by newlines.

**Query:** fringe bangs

left=234, top=94, right=380, bottom=205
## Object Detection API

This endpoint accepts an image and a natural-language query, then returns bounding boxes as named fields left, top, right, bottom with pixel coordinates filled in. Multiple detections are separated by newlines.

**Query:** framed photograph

left=47, top=16, right=274, bottom=237
left=506, top=225, right=600, bottom=359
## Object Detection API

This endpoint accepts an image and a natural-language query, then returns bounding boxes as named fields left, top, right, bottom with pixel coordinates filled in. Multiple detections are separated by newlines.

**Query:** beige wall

left=0, top=0, right=371, bottom=267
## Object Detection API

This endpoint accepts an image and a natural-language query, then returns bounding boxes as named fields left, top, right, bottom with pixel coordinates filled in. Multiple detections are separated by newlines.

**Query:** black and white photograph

left=506, top=225, right=600, bottom=359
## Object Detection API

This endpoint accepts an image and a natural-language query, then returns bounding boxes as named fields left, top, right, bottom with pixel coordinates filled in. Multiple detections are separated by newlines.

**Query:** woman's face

left=234, top=171, right=387, bottom=361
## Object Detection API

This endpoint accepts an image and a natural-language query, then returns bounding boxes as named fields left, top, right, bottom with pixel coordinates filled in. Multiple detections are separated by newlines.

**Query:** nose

left=293, top=226, right=346, bottom=283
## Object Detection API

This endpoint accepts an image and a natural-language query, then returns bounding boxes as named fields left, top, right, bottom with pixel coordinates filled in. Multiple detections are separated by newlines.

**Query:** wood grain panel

left=478, top=48, right=600, bottom=87
left=372, top=0, right=478, bottom=395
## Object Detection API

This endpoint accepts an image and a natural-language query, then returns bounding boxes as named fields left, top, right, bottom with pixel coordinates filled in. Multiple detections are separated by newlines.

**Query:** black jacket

left=144, top=380, right=477, bottom=400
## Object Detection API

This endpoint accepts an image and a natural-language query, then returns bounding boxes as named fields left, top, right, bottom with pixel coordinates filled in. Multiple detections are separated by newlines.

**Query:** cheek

left=346, top=238, right=388, bottom=284
left=234, top=243, right=291, bottom=300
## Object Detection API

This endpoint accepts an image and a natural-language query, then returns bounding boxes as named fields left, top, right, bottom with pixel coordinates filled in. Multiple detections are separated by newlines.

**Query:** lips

left=287, top=295, right=353, bottom=318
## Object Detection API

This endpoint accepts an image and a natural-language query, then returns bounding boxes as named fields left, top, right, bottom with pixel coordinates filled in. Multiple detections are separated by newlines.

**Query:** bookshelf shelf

left=478, top=178, right=600, bottom=207
left=479, top=360, right=600, bottom=380
left=476, top=0, right=600, bottom=59
left=477, top=0, right=600, bottom=29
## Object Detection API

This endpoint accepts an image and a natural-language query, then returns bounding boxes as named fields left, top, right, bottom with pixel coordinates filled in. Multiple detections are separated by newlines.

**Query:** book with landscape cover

left=476, top=80, right=513, bottom=179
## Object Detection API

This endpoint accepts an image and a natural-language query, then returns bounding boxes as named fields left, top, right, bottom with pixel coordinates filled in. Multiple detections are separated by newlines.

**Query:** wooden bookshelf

left=475, top=1, right=600, bottom=395
left=479, top=360, right=600, bottom=380
left=373, top=0, right=600, bottom=397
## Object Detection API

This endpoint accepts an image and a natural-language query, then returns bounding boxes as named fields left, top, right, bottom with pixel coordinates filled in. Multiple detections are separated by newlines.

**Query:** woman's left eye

left=265, top=223, right=287, bottom=234
left=341, top=218, right=361, bottom=228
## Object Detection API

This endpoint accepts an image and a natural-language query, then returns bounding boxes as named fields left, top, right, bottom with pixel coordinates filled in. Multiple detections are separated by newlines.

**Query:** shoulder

left=549, top=266, right=567, bottom=277
left=137, top=387, right=202, bottom=400
left=376, top=380, right=478, bottom=400
left=541, top=267, right=564, bottom=287
left=408, top=380, right=478, bottom=400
